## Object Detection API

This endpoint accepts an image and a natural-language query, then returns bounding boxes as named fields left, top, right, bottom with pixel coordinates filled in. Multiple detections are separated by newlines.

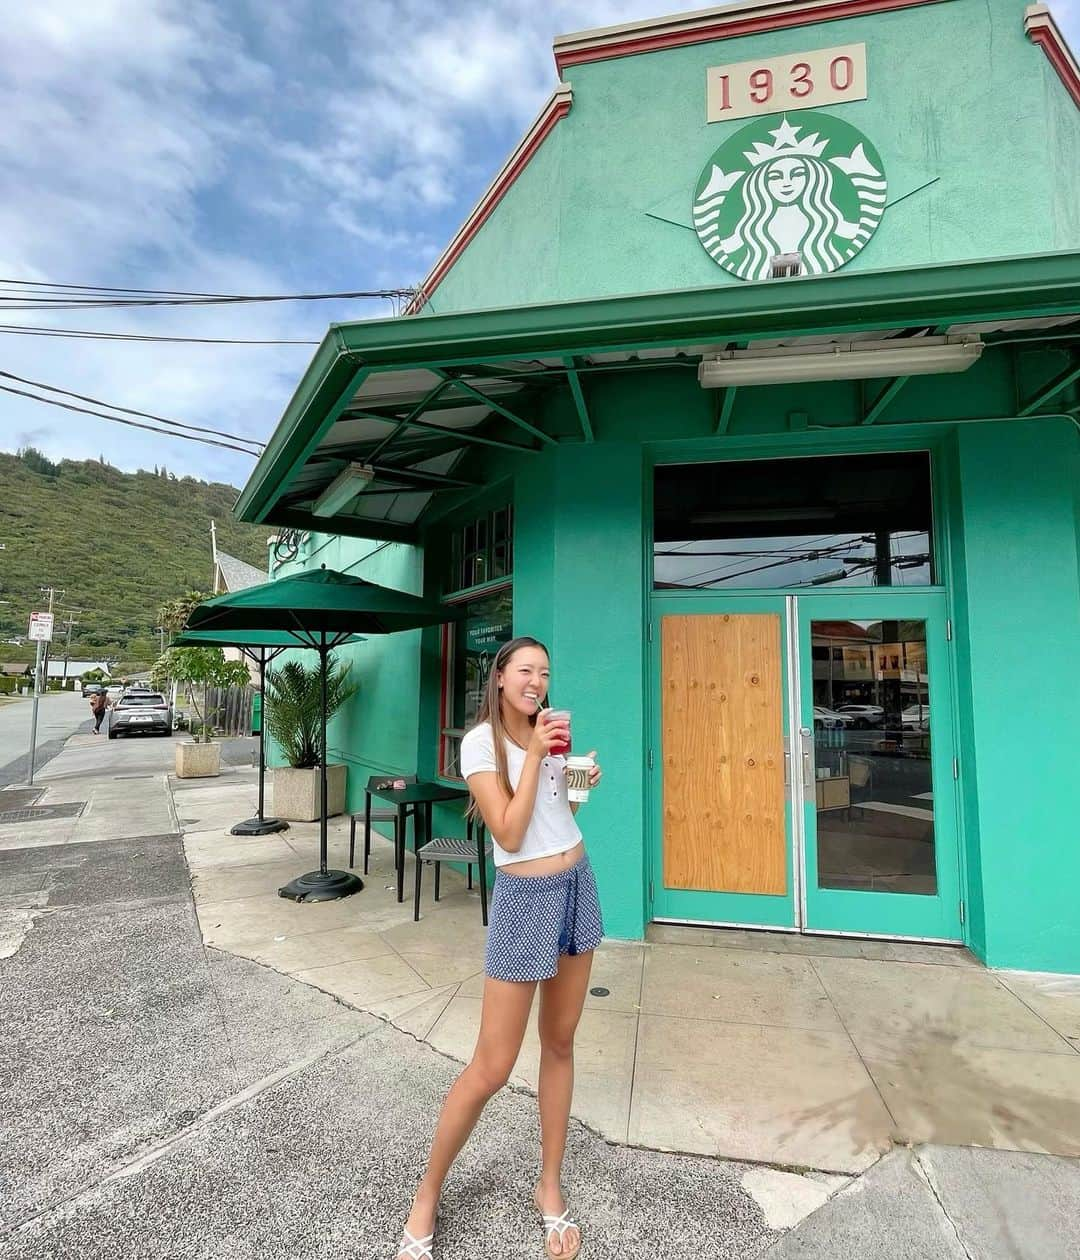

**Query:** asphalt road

left=0, top=691, right=91, bottom=787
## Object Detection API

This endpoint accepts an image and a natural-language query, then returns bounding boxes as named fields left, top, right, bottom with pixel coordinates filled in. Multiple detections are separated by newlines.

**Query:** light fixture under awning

left=698, top=336, right=983, bottom=387
left=312, top=462, right=375, bottom=517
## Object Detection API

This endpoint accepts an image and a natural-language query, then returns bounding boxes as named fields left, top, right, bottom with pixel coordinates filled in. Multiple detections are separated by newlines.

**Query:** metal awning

left=235, top=249, right=1080, bottom=542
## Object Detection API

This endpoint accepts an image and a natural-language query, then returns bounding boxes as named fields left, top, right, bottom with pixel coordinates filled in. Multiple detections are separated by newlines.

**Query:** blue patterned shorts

left=484, top=854, right=604, bottom=983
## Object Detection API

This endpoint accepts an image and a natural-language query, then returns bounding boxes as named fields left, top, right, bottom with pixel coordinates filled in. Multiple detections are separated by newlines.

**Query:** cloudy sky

left=1, top=0, right=1077, bottom=488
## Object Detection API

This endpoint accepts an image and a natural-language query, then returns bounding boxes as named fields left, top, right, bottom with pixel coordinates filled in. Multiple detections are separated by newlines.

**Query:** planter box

left=272, top=764, right=347, bottom=822
left=175, top=741, right=221, bottom=779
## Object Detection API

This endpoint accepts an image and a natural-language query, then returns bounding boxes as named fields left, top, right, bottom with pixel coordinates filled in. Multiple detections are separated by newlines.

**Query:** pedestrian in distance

left=395, top=636, right=603, bottom=1260
left=88, top=688, right=110, bottom=734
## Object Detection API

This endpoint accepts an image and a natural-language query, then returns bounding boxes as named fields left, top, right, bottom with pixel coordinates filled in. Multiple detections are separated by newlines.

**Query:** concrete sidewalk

left=186, top=778, right=1080, bottom=1176
left=1, top=732, right=1079, bottom=1258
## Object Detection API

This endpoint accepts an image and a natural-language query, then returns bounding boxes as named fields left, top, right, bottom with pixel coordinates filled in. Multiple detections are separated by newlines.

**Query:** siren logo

left=693, top=111, right=886, bottom=280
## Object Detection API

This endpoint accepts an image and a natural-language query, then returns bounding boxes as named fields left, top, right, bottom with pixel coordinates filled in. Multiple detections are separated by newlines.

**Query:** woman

left=88, top=688, right=110, bottom=734
left=396, top=636, right=603, bottom=1260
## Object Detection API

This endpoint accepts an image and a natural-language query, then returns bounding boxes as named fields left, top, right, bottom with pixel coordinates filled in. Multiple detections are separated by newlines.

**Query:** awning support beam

left=1019, top=357, right=1080, bottom=416
left=562, top=357, right=594, bottom=442
left=863, top=376, right=910, bottom=425
left=367, top=377, right=458, bottom=462
left=267, top=507, right=417, bottom=544
left=362, top=464, right=477, bottom=491
left=433, top=368, right=557, bottom=446
left=344, top=408, right=540, bottom=455
left=715, top=386, right=737, bottom=434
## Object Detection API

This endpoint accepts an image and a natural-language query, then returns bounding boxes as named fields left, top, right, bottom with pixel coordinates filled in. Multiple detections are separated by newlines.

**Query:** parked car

left=81, top=682, right=105, bottom=698
left=813, top=705, right=856, bottom=730
left=835, top=704, right=885, bottom=728
left=108, top=692, right=172, bottom=739
left=901, top=705, right=930, bottom=731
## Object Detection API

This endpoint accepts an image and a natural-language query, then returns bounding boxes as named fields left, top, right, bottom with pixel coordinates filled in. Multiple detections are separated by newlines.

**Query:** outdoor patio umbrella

left=183, top=566, right=463, bottom=903
left=172, top=627, right=365, bottom=838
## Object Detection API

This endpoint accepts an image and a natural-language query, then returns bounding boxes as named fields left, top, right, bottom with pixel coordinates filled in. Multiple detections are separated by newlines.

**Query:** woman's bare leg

left=398, top=975, right=535, bottom=1256
left=534, top=950, right=594, bottom=1256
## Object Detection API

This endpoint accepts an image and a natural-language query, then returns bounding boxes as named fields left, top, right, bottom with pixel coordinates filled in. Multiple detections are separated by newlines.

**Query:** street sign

left=28, top=611, right=54, bottom=642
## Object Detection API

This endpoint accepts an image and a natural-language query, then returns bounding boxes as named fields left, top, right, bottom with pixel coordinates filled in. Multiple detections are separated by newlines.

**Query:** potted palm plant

left=155, top=647, right=253, bottom=778
left=265, top=657, right=357, bottom=821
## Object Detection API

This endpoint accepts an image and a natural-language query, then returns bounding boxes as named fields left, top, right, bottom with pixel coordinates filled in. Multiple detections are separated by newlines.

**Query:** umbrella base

left=231, top=816, right=289, bottom=836
left=279, top=869, right=364, bottom=903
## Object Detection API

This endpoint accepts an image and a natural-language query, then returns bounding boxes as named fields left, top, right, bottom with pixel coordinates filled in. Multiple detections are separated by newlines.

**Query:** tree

left=264, top=657, right=358, bottom=768
left=156, top=590, right=213, bottom=637
left=153, top=647, right=251, bottom=743
left=18, top=447, right=59, bottom=477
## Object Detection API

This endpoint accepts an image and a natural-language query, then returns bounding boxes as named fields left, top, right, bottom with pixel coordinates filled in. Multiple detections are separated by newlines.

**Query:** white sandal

left=395, top=1227, right=434, bottom=1260
left=536, top=1200, right=582, bottom=1260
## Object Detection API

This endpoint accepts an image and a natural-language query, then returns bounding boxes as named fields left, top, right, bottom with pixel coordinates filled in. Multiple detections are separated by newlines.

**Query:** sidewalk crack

left=912, top=1148, right=975, bottom=1260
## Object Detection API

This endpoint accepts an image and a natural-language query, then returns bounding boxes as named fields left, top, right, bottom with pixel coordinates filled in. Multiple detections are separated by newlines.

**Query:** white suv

left=836, top=704, right=885, bottom=728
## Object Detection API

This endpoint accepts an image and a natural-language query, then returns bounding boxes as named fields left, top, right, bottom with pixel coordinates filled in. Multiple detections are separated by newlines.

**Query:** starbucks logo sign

left=693, top=111, right=886, bottom=280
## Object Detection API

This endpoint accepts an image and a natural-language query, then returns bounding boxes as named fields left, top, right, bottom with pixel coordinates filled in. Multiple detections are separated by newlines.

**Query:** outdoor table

left=365, top=780, right=470, bottom=902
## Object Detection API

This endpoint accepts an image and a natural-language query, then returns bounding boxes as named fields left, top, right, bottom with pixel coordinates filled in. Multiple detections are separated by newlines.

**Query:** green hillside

left=0, top=449, right=271, bottom=663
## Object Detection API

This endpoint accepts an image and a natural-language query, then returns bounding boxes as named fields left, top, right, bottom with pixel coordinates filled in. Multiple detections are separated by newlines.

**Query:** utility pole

left=60, top=613, right=80, bottom=687
left=27, top=586, right=61, bottom=785
left=154, top=625, right=166, bottom=656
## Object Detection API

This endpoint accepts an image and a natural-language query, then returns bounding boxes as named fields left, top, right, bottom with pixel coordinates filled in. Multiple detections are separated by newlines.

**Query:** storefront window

left=439, top=587, right=513, bottom=779
left=448, top=507, right=513, bottom=592
left=654, top=452, right=934, bottom=590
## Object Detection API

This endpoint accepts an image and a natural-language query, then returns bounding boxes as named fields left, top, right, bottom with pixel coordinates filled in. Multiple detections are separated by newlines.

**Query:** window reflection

left=654, top=452, right=934, bottom=590
left=812, top=619, right=936, bottom=895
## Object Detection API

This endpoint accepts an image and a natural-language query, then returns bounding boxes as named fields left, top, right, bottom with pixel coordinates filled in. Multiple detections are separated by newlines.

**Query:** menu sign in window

left=707, top=44, right=867, bottom=123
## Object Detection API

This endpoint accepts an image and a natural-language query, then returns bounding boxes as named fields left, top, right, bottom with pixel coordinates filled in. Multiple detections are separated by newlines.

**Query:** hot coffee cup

left=565, top=754, right=595, bottom=803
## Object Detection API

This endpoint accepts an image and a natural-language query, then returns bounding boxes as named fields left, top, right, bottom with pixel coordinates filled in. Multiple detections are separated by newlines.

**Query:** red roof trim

left=1025, top=5, right=1080, bottom=110
left=406, top=87, right=572, bottom=316
left=554, top=0, right=945, bottom=73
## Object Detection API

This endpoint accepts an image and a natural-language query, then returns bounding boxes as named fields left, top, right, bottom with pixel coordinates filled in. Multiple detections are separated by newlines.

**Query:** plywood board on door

left=662, top=613, right=786, bottom=895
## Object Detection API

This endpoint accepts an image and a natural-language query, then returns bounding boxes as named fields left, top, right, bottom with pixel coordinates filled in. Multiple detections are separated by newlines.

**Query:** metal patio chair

left=349, top=774, right=418, bottom=874
left=413, top=815, right=493, bottom=925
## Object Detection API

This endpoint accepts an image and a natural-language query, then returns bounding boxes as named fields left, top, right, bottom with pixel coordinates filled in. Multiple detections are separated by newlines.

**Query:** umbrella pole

left=231, top=646, right=288, bottom=837
left=320, top=631, right=329, bottom=876
left=279, top=631, right=362, bottom=903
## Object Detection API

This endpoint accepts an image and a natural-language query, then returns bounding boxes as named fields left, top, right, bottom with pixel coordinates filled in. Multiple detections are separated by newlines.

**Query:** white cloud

left=3, top=0, right=1075, bottom=489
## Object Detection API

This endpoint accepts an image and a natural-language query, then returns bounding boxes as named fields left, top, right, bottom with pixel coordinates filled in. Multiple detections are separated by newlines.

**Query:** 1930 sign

left=707, top=44, right=867, bottom=123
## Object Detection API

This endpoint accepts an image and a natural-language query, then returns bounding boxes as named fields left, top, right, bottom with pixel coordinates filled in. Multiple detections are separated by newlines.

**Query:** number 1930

left=706, top=44, right=867, bottom=123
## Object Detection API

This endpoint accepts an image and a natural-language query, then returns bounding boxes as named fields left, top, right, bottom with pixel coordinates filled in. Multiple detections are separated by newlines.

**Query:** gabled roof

left=215, top=551, right=267, bottom=593
left=552, top=0, right=946, bottom=72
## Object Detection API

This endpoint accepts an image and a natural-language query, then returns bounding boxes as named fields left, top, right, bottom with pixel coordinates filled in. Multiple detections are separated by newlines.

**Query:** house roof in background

left=44, top=660, right=112, bottom=677
left=215, top=551, right=267, bottom=593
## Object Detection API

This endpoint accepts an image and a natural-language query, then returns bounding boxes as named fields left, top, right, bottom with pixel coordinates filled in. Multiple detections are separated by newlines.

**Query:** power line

left=0, top=382, right=262, bottom=457
left=0, top=371, right=265, bottom=449
left=0, top=323, right=320, bottom=345
left=0, top=286, right=417, bottom=314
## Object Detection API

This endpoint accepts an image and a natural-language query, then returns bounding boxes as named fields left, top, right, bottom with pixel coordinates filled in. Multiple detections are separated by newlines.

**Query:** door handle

left=798, top=726, right=814, bottom=790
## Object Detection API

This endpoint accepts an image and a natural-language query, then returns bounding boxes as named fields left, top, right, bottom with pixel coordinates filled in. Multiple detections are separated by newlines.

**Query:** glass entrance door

left=796, top=592, right=962, bottom=940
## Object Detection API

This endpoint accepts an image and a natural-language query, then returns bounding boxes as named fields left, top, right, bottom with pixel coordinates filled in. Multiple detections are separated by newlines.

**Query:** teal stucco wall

left=952, top=418, right=1080, bottom=972
left=428, top=0, right=1080, bottom=314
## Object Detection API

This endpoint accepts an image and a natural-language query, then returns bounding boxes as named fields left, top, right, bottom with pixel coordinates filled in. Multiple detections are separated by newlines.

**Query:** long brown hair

left=466, top=635, right=549, bottom=818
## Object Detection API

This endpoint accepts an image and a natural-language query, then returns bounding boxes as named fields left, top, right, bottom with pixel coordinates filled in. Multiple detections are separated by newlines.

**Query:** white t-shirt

left=459, top=722, right=583, bottom=869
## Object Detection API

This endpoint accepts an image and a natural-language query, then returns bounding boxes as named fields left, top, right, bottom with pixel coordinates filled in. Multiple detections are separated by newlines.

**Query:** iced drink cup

left=565, top=755, right=595, bottom=803
left=544, top=709, right=572, bottom=756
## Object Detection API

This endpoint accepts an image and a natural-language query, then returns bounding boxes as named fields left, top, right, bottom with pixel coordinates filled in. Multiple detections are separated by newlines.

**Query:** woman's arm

left=468, top=754, right=544, bottom=853
left=466, top=712, right=570, bottom=851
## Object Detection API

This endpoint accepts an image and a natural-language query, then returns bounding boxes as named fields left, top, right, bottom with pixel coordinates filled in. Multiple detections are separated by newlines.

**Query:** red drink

left=545, top=709, right=572, bottom=756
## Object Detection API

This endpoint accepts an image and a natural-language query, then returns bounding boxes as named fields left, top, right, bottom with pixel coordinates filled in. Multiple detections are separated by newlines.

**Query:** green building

left=237, top=0, right=1080, bottom=973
